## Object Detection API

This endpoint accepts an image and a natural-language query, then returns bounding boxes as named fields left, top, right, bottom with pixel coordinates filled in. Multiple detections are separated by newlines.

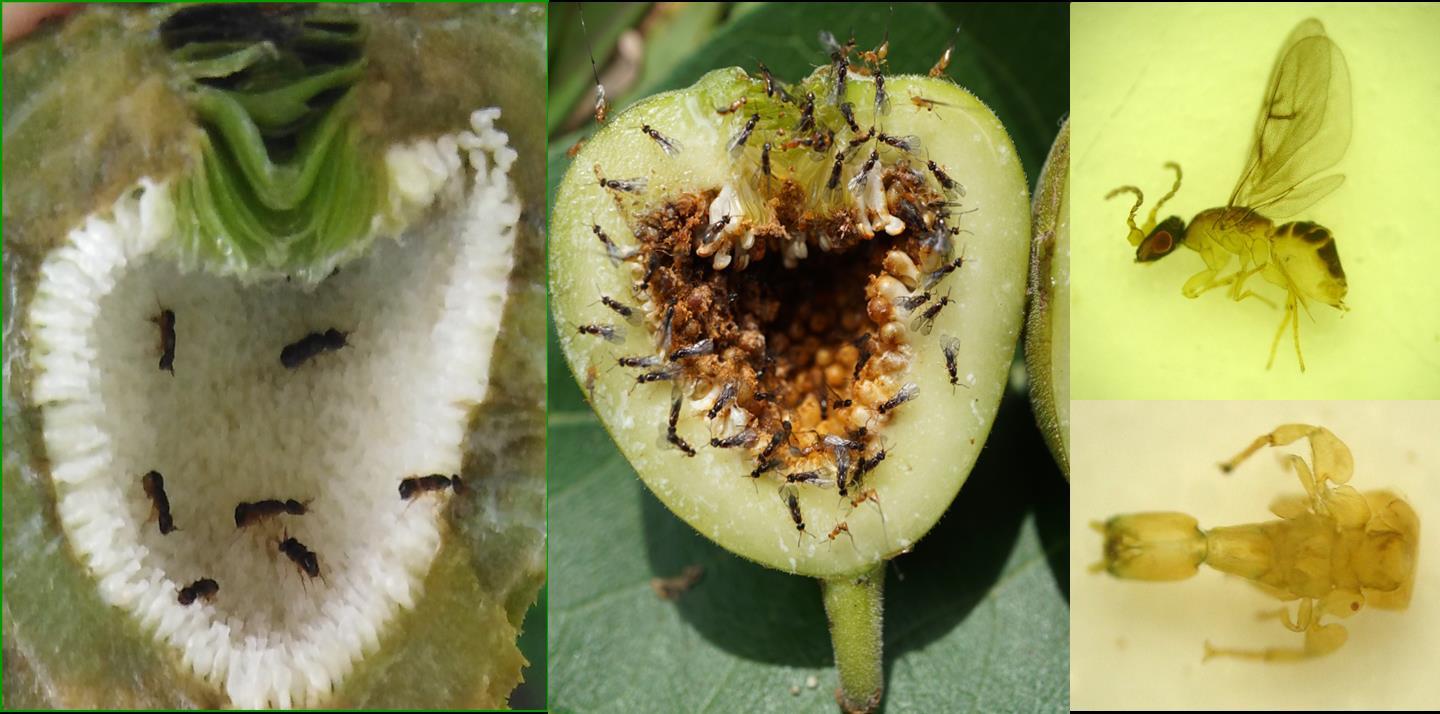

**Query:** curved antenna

left=1106, top=162, right=1182, bottom=246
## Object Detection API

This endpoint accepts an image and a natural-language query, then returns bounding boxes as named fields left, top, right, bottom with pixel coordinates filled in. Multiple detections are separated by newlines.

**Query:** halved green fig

left=550, top=60, right=1030, bottom=710
left=1026, top=119, right=1070, bottom=478
left=2, top=5, right=545, bottom=708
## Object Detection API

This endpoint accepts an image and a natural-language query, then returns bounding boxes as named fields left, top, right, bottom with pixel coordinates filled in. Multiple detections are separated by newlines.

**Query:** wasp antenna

left=578, top=6, right=609, bottom=124
left=929, top=24, right=962, bottom=77
left=1151, top=162, right=1184, bottom=220
left=1105, top=185, right=1146, bottom=245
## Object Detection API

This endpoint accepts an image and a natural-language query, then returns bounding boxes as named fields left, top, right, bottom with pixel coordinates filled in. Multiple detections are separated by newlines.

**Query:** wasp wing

left=1228, top=18, right=1351, bottom=220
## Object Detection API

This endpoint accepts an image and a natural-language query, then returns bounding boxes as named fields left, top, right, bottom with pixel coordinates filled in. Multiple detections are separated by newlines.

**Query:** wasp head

left=1135, top=216, right=1185, bottom=263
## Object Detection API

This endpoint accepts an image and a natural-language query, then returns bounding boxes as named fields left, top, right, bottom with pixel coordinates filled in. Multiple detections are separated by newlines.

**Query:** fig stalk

left=822, top=565, right=885, bottom=714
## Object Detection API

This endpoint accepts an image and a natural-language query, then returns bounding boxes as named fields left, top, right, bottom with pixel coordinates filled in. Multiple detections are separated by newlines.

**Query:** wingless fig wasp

left=1092, top=424, right=1418, bottom=661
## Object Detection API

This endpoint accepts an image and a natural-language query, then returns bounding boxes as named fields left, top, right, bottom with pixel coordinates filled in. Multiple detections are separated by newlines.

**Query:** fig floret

left=611, top=149, right=958, bottom=496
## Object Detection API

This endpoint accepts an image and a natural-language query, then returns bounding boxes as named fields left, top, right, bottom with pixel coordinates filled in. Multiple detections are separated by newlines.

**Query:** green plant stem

left=821, top=564, right=885, bottom=714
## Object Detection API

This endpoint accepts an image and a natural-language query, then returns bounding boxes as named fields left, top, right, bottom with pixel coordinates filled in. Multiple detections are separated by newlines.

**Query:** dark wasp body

left=278, top=537, right=321, bottom=579
left=235, top=498, right=307, bottom=529
left=399, top=473, right=463, bottom=500
left=142, top=470, right=177, bottom=535
left=728, top=113, right=760, bottom=154
left=942, top=335, right=963, bottom=387
left=177, top=577, right=219, bottom=606
left=877, top=383, right=918, bottom=414
left=911, top=293, right=953, bottom=335
left=669, top=338, right=715, bottom=361
left=852, top=334, right=873, bottom=380
left=281, top=328, right=349, bottom=369
left=664, top=386, right=696, bottom=457
left=600, top=295, right=637, bottom=322
left=577, top=323, right=623, bottom=343
left=710, top=429, right=757, bottom=449
left=641, top=124, right=682, bottom=157
left=152, top=309, right=176, bottom=375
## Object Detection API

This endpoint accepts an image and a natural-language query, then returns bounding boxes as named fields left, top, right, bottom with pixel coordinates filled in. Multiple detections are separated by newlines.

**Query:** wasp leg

left=1265, top=291, right=1300, bottom=370
left=1279, top=455, right=1323, bottom=511
left=1221, top=424, right=1354, bottom=491
left=1316, top=483, right=1371, bottom=527
left=1268, top=494, right=1310, bottom=520
left=1183, top=266, right=1276, bottom=309
left=1203, top=620, right=1348, bottom=662
left=1289, top=291, right=1306, bottom=372
left=1182, top=269, right=1223, bottom=298
left=1226, top=265, right=1279, bottom=308
left=1234, top=289, right=1277, bottom=309
left=1181, top=243, right=1236, bottom=298
left=1256, top=598, right=1311, bottom=632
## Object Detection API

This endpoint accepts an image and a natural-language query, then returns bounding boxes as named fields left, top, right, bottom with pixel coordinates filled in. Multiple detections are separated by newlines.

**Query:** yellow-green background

left=1071, top=3, right=1440, bottom=398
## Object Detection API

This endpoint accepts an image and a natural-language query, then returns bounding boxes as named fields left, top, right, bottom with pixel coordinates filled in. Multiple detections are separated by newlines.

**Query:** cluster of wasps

left=139, top=306, right=465, bottom=607
left=572, top=19, right=973, bottom=550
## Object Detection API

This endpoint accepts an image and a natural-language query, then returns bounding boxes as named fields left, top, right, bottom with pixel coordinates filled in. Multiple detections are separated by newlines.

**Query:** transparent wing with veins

left=1228, top=18, right=1351, bottom=220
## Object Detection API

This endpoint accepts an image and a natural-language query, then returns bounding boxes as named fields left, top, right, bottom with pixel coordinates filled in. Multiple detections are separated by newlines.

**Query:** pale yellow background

left=1071, top=401, right=1440, bottom=709
left=1072, top=3, right=1440, bottom=398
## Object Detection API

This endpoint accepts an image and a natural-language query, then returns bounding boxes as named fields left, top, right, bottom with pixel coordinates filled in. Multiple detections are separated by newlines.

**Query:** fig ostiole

left=551, top=59, right=1030, bottom=711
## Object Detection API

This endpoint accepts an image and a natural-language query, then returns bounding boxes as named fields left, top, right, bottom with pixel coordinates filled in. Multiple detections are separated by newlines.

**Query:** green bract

left=2, top=5, right=545, bottom=708
left=166, top=10, right=379, bottom=281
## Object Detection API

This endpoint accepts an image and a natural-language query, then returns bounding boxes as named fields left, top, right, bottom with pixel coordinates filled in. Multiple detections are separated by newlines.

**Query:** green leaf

left=549, top=318, right=1068, bottom=710
left=623, top=2, right=727, bottom=108
left=547, top=2, right=653, bottom=136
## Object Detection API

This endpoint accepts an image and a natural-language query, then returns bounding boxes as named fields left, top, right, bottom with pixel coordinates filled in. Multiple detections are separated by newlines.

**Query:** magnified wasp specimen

left=1107, top=19, right=1351, bottom=371
left=1091, top=424, right=1418, bottom=661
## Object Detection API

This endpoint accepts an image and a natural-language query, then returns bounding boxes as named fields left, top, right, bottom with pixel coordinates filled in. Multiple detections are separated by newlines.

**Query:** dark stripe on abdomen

left=1280, top=222, right=1344, bottom=279
left=1316, top=238, right=1344, bottom=280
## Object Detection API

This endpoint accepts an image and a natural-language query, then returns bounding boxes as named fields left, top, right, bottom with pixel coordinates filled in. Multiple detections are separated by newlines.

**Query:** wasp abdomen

left=1277, top=221, right=1344, bottom=280
left=1272, top=221, right=1347, bottom=308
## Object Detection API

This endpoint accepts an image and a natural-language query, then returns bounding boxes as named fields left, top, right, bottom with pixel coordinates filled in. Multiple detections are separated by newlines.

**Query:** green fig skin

left=1025, top=120, right=1070, bottom=478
